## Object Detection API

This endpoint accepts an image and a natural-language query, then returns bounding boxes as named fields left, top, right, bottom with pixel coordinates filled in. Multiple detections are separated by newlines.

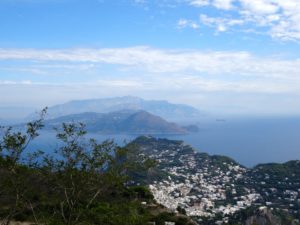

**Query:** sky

left=1, top=0, right=300, bottom=116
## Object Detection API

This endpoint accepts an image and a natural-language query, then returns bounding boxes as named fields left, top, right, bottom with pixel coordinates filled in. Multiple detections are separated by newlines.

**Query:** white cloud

left=200, top=14, right=244, bottom=32
left=189, top=0, right=235, bottom=10
left=240, top=0, right=279, bottom=15
left=177, top=19, right=200, bottom=29
left=1, top=47, right=300, bottom=80
left=1, top=46, right=300, bottom=113
left=0, top=80, right=33, bottom=85
left=1, top=52, right=300, bottom=115
left=1, top=46, right=300, bottom=114
left=212, top=0, right=234, bottom=10
left=188, top=0, right=210, bottom=7
left=187, top=0, right=300, bottom=41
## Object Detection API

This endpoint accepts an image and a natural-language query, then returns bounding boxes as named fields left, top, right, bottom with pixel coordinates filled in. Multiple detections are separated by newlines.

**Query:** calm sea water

left=28, top=117, right=300, bottom=168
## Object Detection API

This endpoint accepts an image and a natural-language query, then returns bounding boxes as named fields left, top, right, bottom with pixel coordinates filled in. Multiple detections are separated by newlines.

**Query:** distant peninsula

left=44, top=110, right=195, bottom=135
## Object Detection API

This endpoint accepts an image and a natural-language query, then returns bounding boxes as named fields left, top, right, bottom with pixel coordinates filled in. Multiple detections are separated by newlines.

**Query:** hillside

left=44, top=110, right=188, bottom=134
left=1, top=118, right=300, bottom=225
left=35, top=96, right=203, bottom=121
left=129, top=136, right=300, bottom=225
left=0, top=122, right=197, bottom=225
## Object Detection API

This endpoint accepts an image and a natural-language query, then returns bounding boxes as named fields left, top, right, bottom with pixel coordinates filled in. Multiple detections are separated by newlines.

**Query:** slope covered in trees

left=0, top=110, right=194, bottom=225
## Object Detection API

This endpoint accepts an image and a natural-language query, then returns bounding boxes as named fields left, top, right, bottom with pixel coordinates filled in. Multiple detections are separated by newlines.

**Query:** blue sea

left=28, top=117, right=300, bottom=168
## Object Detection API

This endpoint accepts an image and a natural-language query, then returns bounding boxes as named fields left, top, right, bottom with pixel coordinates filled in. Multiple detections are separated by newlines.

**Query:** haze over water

left=29, top=116, right=300, bottom=168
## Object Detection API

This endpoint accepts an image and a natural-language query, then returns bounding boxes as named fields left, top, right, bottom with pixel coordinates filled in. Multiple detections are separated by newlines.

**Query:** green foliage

left=0, top=108, right=47, bottom=225
left=84, top=201, right=150, bottom=225
left=39, top=122, right=155, bottom=225
left=177, top=206, right=187, bottom=215
left=0, top=112, right=162, bottom=225
left=152, top=212, right=193, bottom=225
left=126, top=186, right=154, bottom=200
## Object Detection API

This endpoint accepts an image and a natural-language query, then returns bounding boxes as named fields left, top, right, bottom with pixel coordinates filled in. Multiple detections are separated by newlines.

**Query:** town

left=133, top=136, right=300, bottom=224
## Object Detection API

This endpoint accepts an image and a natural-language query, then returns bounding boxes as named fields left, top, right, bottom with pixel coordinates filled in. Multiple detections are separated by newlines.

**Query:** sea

left=27, top=116, right=300, bottom=168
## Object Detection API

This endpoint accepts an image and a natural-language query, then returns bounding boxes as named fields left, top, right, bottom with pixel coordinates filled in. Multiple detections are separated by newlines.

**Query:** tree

left=0, top=108, right=47, bottom=225
left=0, top=113, right=155, bottom=225
left=41, top=122, right=153, bottom=225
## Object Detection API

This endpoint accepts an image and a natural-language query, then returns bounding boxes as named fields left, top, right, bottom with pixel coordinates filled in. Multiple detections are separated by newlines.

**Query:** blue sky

left=1, top=0, right=300, bottom=116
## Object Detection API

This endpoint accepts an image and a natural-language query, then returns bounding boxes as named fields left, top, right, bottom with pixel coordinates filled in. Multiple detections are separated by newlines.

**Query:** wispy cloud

left=177, top=19, right=200, bottom=29
left=0, top=80, right=34, bottom=85
left=1, top=47, right=300, bottom=79
left=200, top=14, right=244, bottom=32
left=188, top=0, right=210, bottom=7
left=189, top=0, right=234, bottom=10
left=1, top=46, right=300, bottom=115
left=186, top=0, right=300, bottom=41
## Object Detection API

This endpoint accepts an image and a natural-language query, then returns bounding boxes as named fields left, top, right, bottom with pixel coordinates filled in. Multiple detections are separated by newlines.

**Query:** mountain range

left=37, top=96, right=203, bottom=122
left=44, top=110, right=190, bottom=134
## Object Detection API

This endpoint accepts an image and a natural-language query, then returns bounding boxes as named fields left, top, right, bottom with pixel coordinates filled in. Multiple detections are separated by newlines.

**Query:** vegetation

left=0, top=110, right=190, bottom=225
left=2, top=111, right=299, bottom=225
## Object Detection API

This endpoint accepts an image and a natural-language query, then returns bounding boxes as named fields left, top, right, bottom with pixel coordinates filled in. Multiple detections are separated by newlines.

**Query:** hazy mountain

left=44, top=110, right=188, bottom=134
left=38, top=96, right=203, bottom=122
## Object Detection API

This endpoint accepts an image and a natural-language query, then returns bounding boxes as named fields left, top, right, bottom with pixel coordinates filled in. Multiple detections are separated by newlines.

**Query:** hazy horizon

left=3, top=95, right=300, bottom=120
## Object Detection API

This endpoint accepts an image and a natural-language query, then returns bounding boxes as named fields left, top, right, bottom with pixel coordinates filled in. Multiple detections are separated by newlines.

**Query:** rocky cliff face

left=244, top=207, right=300, bottom=225
left=245, top=208, right=281, bottom=225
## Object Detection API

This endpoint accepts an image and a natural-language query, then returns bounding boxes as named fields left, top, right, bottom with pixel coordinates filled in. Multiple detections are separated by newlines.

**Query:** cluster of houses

left=134, top=136, right=300, bottom=222
left=141, top=138, right=261, bottom=218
